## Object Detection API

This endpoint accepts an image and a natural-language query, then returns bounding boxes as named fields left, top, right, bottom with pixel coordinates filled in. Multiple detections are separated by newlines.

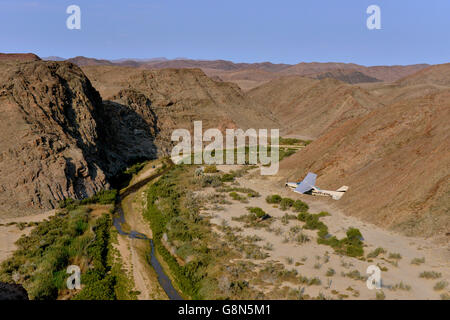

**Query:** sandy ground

left=205, top=165, right=449, bottom=300
left=0, top=210, right=56, bottom=264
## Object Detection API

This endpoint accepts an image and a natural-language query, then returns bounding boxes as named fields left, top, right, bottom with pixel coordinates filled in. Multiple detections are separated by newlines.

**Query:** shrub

left=388, top=253, right=402, bottom=260
left=434, top=281, right=448, bottom=291
left=292, top=200, right=309, bottom=213
left=326, top=268, right=336, bottom=277
left=200, top=175, right=222, bottom=188
left=204, top=165, right=218, bottom=173
left=221, top=173, right=235, bottom=182
left=247, top=207, right=268, bottom=219
left=279, top=198, right=294, bottom=211
left=229, top=192, right=248, bottom=202
left=367, top=247, right=386, bottom=258
left=265, top=194, right=282, bottom=204
left=419, top=271, right=442, bottom=279
left=410, top=257, right=425, bottom=265
left=376, top=291, right=385, bottom=300
left=346, top=228, right=363, bottom=243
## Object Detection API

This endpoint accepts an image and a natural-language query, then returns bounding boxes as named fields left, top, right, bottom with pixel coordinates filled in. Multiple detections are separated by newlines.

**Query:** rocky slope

left=0, top=59, right=111, bottom=216
left=0, top=59, right=277, bottom=217
left=81, top=65, right=278, bottom=151
left=59, top=56, right=430, bottom=90
left=280, top=89, right=450, bottom=237
left=248, top=76, right=383, bottom=138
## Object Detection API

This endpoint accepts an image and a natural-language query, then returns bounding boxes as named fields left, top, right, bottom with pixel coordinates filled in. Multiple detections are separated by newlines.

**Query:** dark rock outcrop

left=0, top=282, right=29, bottom=300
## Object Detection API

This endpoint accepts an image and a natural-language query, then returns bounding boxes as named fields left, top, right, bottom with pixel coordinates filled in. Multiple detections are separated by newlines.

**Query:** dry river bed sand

left=203, top=165, right=449, bottom=300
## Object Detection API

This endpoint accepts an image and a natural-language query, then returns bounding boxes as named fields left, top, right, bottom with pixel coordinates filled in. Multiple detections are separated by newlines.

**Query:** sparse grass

left=419, top=271, right=442, bottom=279
left=410, top=257, right=425, bottom=265
left=326, top=268, right=336, bottom=277
left=298, top=275, right=322, bottom=286
left=281, top=213, right=297, bottom=225
left=229, top=191, right=248, bottom=203
left=390, top=281, right=411, bottom=291
left=433, top=280, right=448, bottom=291
left=388, top=253, right=402, bottom=260
left=342, top=270, right=366, bottom=281
left=375, top=291, right=385, bottom=300
left=294, top=233, right=310, bottom=244
left=440, top=293, right=450, bottom=300
left=367, top=247, right=386, bottom=258
left=377, top=263, right=388, bottom=272
left=204, top=165, right=218, bottom=173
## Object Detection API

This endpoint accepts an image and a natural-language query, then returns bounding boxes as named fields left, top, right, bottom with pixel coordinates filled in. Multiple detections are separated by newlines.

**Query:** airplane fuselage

left=285, top=182, right=348, bottom=200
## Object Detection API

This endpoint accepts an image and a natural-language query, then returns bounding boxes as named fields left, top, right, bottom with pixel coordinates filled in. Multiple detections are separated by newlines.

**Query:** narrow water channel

left=113, top=195, right=183, bottom=300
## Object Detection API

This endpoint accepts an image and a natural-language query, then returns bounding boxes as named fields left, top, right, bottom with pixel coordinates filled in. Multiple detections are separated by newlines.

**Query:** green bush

left=367, top=247, right=386, bottom=258
left=221, top=173, right=235, bottom=182
left=204, top=165, right=218, bottom=173
left=293, top=200, right=309, bottom=212
left=279, top=198, right=294, bottom=211
left=247, top=207, right=268, bottom=219
left=265, top=194, right=282, bottom=204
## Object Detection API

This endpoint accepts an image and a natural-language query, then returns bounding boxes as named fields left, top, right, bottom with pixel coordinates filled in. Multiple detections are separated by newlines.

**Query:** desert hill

left=0, top=60, right=277, bottom=216
left=0, top=60, right=109, bottom=216
left=248, top=76, right=383, bottom=138
left=81, top=65, right=278, bottom=147
left=58, top=56, right=430, bottom=90
left=309, top=69, right=381, bottom=84
left=66, top=56, right=115, bottom=67
left=0, top=53, right=41, bottom=62
left=280, top=89, right=450, bottom=236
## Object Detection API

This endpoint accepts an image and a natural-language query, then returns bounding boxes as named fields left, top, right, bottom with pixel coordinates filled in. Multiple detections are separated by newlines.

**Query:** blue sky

left=0, top=0, right=449, bottom=66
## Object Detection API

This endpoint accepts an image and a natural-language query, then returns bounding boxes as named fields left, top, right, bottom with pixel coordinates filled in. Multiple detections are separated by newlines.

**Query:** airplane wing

left=294, top=172, right=317, bottom=194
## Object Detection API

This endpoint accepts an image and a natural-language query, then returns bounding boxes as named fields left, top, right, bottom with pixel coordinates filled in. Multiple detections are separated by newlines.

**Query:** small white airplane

left=286, top=172, right=348, bottom=200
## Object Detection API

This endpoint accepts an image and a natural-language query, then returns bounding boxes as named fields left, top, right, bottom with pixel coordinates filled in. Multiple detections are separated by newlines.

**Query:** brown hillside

left=66, top=56, right=114, bottom=66
left=0, top=60, right=108, bottom=216
left=0, top=53, right=41, bottom=62
left=82, top=65, right=278, bottom=152
left=280, top=90, right=450, bottom=236
left=247, top=76, right=382, bottom=138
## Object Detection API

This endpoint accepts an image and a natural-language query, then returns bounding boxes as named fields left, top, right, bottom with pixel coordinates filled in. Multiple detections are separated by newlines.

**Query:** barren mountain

left=248, top=76, right=383, bottom=138
left=0, top=60, right=277, bottom=216
left=280, top=90, right=450, bottom=236
left=308, top=69, right=381, bottom=84
left=0, top=53, right=41, bottom=62
left=82, top=65, right=278, bottom=150
left=280, top=62, right=429, bottom=82
left=0, top=60, right=109, bottom=216
left=66, top=56, right=115, bottom=67
left=64, top=57, right=431, bottom=90
left=358, top=63, right=450, bottom=105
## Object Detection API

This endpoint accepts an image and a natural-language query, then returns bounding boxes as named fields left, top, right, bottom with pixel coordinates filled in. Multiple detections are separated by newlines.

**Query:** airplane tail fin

left=336, top=186, right=349, bottom=192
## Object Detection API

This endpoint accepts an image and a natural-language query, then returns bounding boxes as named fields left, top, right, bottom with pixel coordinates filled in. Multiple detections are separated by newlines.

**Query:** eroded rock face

left=0, top=60, right=110, bottom=216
